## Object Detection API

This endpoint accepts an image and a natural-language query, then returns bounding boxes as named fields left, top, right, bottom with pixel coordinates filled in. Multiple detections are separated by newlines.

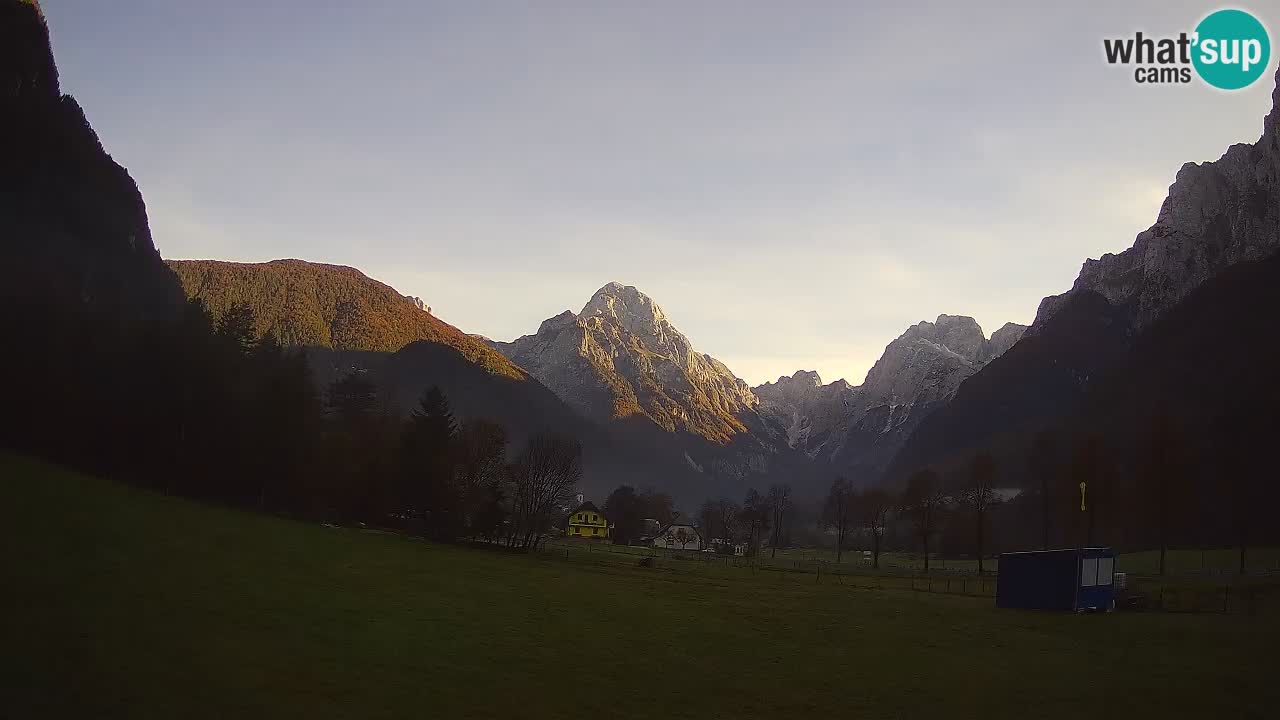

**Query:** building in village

left=567, top=501, right=610, bottom=540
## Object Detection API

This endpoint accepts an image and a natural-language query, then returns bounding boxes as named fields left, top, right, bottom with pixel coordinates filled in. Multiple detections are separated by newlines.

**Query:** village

left=566, top=498, right=748, bottom=556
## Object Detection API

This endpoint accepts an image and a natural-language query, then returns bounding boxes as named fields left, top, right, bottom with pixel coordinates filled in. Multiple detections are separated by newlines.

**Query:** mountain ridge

left=886, top=64, right=1280, bottom=484
left=754, top=314, right=1025, bottom=484
left=168, top=259, right=524, bottom=380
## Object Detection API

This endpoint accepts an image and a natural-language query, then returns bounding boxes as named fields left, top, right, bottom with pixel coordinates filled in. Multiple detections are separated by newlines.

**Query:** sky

left=42, top=1, right=1278, bottom=386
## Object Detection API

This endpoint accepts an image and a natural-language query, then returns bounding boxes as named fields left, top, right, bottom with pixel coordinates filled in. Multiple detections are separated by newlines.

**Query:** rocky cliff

left=494, top=282, right=763, bottom=444
left=1034, top=68, right=1280, bottom=334
left=755, top=315, right=1025, bottom=484
left=887, top=66, right=1280, bottom=484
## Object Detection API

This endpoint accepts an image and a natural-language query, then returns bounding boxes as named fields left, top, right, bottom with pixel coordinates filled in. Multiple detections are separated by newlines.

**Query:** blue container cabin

left=996, top=547, right=1116, bottom=611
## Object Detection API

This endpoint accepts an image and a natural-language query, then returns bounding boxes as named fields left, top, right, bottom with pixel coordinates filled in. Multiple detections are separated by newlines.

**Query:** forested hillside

left=169, top=259, right=523, bottom=379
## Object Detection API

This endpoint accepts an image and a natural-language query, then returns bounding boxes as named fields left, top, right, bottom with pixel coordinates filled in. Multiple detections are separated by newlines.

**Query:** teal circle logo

left=1192, top=9, right=1271, bottom=90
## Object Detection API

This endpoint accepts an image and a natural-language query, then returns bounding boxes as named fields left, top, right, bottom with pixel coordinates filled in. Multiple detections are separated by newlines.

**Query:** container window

left=1081, top=558, right=1099, bottom=587
left=1098, top=557, right=1114, bottom=585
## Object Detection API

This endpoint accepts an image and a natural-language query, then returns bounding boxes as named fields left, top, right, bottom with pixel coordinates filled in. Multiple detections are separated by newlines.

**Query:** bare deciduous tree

left=822, top=476, right=855, bottom=564
left=1140, top=413, right=1187, bottom=576
left=901, top=468, right=945, bottom=573
left=1029, top=429, right=1057, bottom=550
left=697, top=500, right=718, bottom=546
left=506, top=433, right=582, bottom=551
left=958, top=451, right=997, bottom=574
left=714, top=498, right=740, bottom=547
left=858, top=487, right=893, bottom=570
left=767, top=483, right=792, bottom=559
left=739, top=488, right=771, bottom=557
left=454, top=419, right=507, bottom=539
left=674, top=526, right=693, bottom=550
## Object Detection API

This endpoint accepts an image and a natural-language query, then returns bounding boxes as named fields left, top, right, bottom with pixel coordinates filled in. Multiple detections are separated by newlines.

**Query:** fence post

left=1223, top=586, right=1230, bottom=614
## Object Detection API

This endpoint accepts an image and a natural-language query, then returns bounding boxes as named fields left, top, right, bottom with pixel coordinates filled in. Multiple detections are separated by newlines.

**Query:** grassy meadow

left=3, top=453, right=1278, bottom=719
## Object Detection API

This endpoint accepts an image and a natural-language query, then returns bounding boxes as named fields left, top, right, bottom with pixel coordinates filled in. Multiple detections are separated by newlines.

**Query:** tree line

left=813, top=417, right=1271, bottom=575
left=3, top=299, right=581, bottom=549
left=600, top=416, right=1271, bottom=577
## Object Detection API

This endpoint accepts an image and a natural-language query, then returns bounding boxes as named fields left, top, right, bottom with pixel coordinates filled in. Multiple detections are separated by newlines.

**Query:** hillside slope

left=169, top=259, right=523, bottom=379
left=1, top=0, right=185, bottom=466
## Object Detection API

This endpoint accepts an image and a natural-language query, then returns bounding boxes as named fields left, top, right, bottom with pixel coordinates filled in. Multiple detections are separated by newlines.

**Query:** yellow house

left=567, top=501, right=609, bottom=540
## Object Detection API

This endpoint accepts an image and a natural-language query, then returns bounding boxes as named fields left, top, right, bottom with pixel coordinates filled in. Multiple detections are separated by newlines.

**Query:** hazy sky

left=43, top=1, right=1277, bottom=385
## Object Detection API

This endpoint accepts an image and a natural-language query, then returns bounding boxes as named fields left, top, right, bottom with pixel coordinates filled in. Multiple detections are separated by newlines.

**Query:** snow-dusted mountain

left=491, top=283, right=811, bottom=498
left=755, top=315, right=1026, bottom=484
left=492, top=282, right=763, bottom=443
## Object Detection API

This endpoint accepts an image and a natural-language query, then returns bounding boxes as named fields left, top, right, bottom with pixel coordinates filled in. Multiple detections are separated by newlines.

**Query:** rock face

left=754, top=316, right=1025, bottom=483
left=886, top=66, right=1280, bottom=484
left=494, top=282, right=761, bottom=444
left=1034, top=68, right=1280, bottom=335
left=493, top=283, right=815, bottom=501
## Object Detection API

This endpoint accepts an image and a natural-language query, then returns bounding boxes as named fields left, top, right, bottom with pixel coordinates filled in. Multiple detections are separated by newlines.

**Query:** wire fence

left=536, top=540, right=1280, bottom=615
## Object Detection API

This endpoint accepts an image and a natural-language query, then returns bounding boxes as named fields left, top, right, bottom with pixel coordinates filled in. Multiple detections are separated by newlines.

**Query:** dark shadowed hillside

left=883, top=250, right=1280, bottom=554
left=1, top=0, right=185, bottom=468
left=1, top=0, right=181, bottom=322
left=1066, top=250, right=1280, bottom=549
left=882, top=291, right=1131, bottom=484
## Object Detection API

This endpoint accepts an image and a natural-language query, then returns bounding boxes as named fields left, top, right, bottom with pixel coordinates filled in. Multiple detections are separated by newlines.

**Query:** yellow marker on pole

left=1079, top=481, right=1087, bottom=512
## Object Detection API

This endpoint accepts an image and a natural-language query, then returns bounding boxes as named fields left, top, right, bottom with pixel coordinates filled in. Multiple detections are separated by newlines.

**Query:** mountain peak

left=537, top=310, right=578, bottom=334
left=580, top=281, right=681, bottom=344
left=791, top=369, right=822, bottom=385
left=583, top=281, right=660, bottom=314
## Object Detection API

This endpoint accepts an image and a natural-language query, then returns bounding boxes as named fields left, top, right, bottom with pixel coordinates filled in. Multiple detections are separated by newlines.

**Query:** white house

left=653, top=522, right=703, bottom=551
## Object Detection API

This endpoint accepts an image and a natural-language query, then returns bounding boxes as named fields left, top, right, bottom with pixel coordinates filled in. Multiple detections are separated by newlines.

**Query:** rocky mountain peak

left=785, top=369, right=823, bottom=386
left=493, top=283, right=761, bottom=445
left=581, top=282, right=659, bottom=319
left=885, top=314, right=987, bottom=372
left=753, top=311, right=1027, bottom=481
left=578, top=282, right=699, bottom=369
left=537, top=309, right=578, bottom=334
left=755, top=370, right=825, bottom=407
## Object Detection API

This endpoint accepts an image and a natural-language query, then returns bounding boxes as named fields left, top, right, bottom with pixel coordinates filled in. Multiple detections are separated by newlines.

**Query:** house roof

left=570, top=501, right=601, bottom=515
left=659, top=522, right=701, bottom=539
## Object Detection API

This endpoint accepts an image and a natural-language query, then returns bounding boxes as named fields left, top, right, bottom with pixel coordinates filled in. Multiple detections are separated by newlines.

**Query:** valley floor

left=3, top=454, right=1277, bottom=719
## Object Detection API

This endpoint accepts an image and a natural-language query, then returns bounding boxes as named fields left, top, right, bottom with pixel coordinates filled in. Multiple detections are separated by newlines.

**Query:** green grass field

left=4, top=454, right=1278, bottom=719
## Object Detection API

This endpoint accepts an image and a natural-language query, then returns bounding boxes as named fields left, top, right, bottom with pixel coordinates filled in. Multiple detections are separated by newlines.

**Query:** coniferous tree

left=401, top=386, right=459, bottom=538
